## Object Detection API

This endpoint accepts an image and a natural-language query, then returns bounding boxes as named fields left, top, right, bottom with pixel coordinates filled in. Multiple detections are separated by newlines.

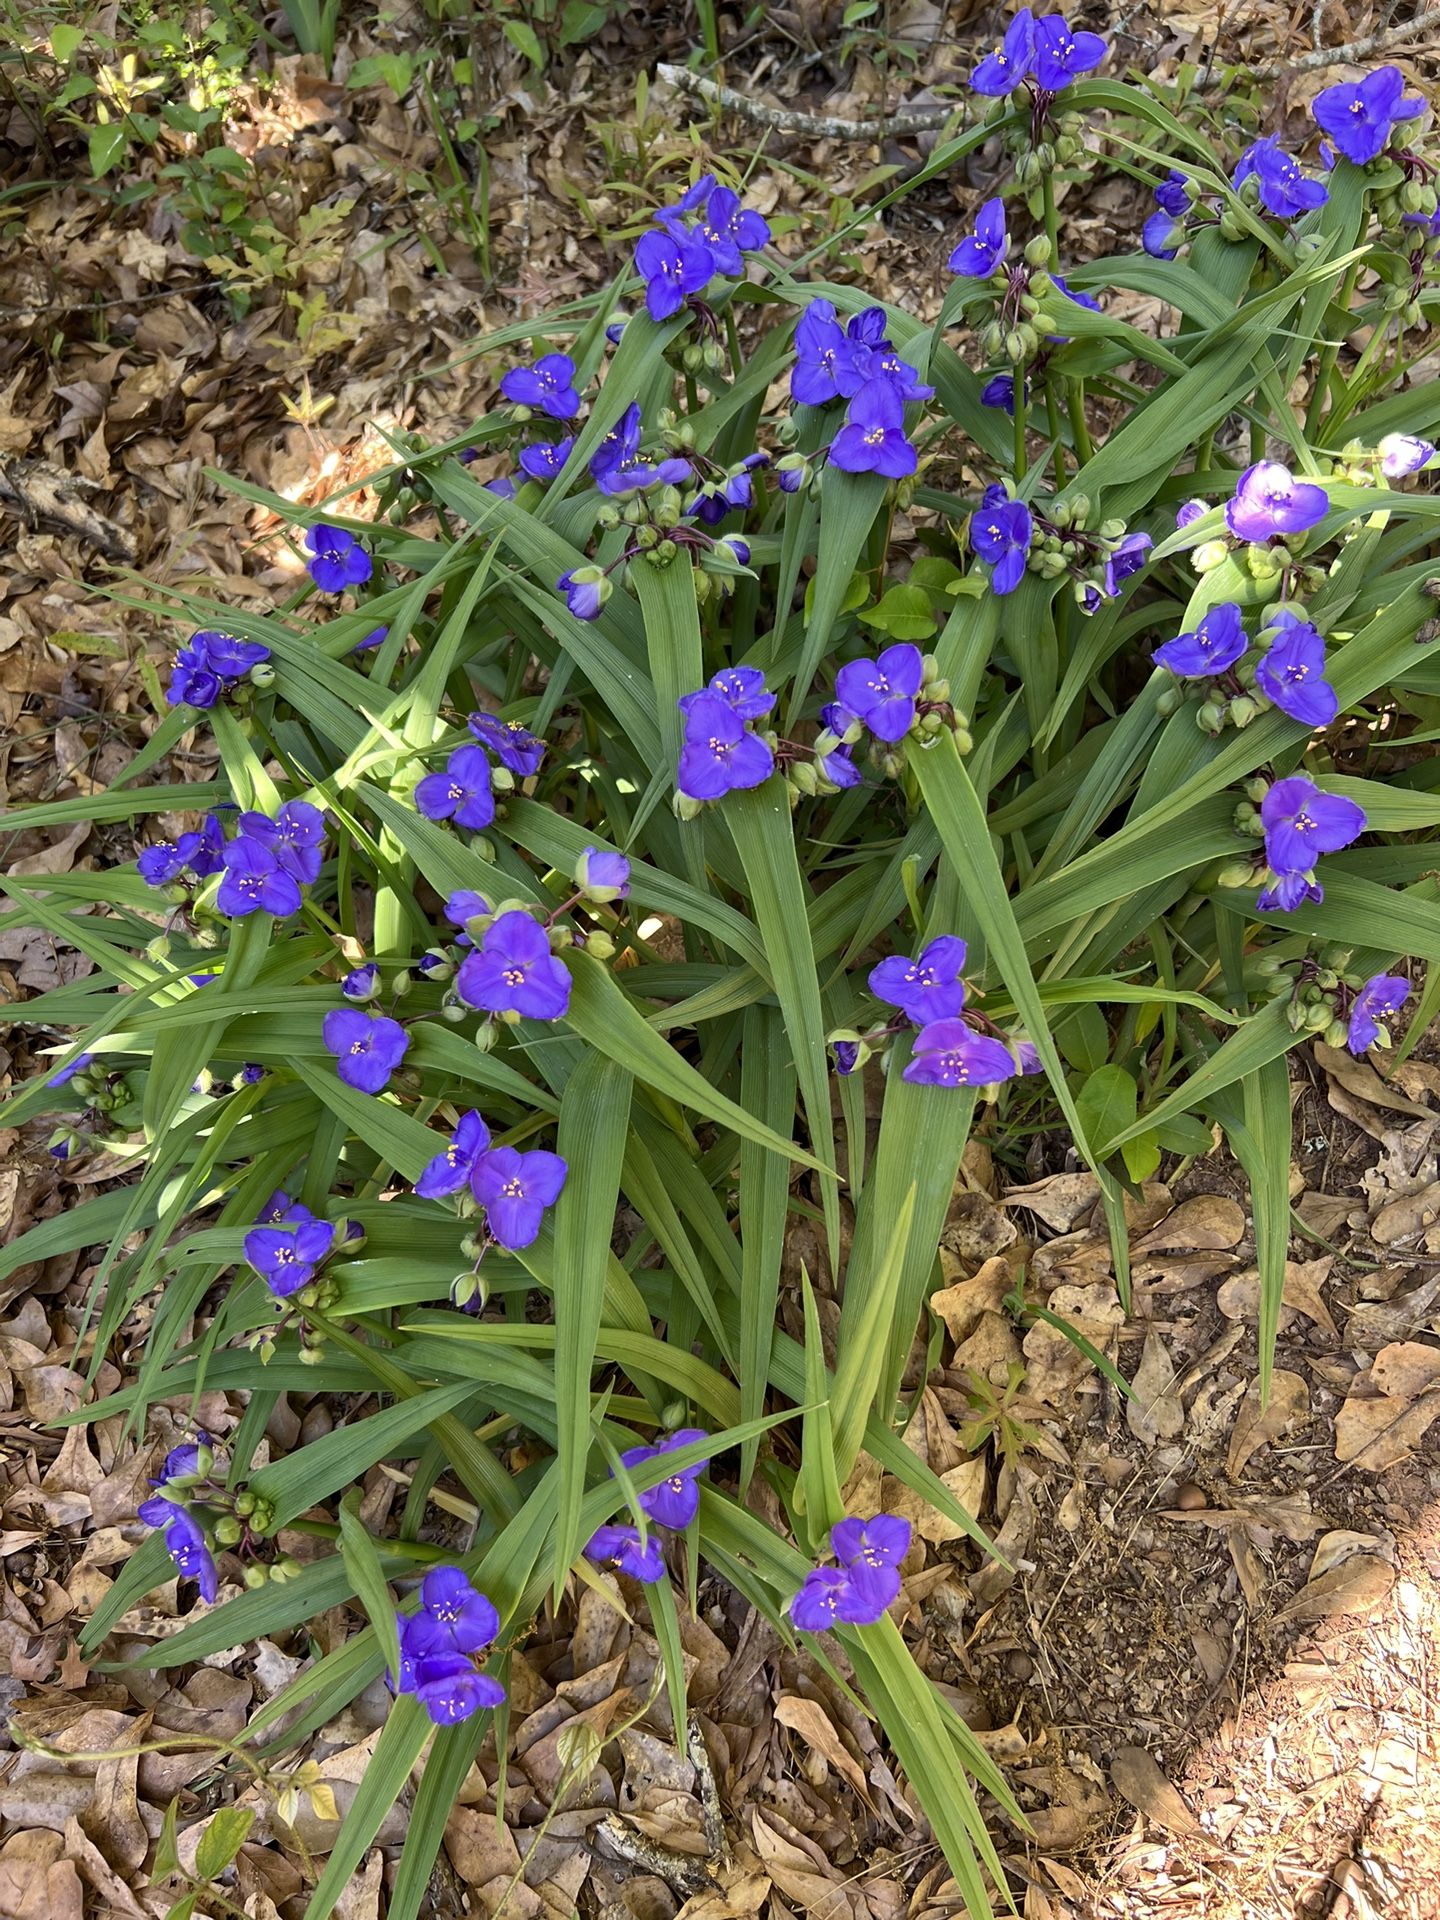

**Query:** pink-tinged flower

left=1225, top=461, right=1328, bottom=542
left=1378, top=433, right=1435, bottom=479
left=455, top=910, right=572, bottom=1021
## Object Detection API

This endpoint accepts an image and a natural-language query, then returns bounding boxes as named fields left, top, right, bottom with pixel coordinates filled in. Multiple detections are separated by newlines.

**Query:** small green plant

left=956, top=1361, right=1050, bottom=1471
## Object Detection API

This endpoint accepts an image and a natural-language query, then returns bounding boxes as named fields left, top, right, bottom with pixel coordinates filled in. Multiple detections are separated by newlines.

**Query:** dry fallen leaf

left=773, top=1696, right=870, bottom=1801
left=1126, top=1331, right=1185, bottom=1445
left=929, top=1257, right=1013, bottom=1344
left=1108, top=1746, right=1203, bottom=1839
left=1335, top=1340, right=1440, bottom=1470
left=1315, top=1042, right=1434, bottom=1121
left=1226, top=1369, right=1308, bottom=1480
left=1274, top=1555, right=1396, bottom=1625
left=1216, top=1256, right=1338, bottom=1339
left=1133, top=1193, right=1244, bottom=1253
left=1001, top=1172, right=1100, bottom=1233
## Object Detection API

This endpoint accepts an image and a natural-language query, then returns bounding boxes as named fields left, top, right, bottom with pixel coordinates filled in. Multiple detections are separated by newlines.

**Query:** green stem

left=684, top=372, right=701, bottom=414
left=1303, top=260, right=1362, bottom=440
left=724, top=308, right=742, bottom=379
left=1012, top=374, right=1028, bottom=480
left=1044, top=381, right=1066, bottom=487
left=1066, top=379, right=1093, bottom=465
left=1040, top=170, right=1060, bottom=261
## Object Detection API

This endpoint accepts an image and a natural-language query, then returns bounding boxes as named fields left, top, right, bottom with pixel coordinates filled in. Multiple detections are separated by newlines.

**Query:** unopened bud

left=1193, top=538, right=1229, bottom=572
left=583, top=928, right=616, bottom=961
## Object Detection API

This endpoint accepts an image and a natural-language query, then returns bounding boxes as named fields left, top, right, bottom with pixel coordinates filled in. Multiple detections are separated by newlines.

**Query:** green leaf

left=249, top=1382, right=478, bottom=1529
left=858, top=584, right=938, bottom=642
left=503, top=18, right=546, bottom=66
left=1075, top=1066, right=1137, bottom=1152
left=339, top=1496, right=401, bottom=1686
left=89, top=122, right=128, bottom=178
left=738, top=1004, right=794, bottom=1488
left=193, top=1807, right=255, bottom=1882
left=51, top=22, right=85, bottom=60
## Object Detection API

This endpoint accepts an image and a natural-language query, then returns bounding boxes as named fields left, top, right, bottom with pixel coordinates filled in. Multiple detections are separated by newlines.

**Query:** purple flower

left=850, top=345, right=934, bottom=403
left=1045, top=275, right=1102, bottom=343
left=1143, top=210, right=1185, bottom=259
left=696, top=185, right=771, bottom=274
left=1403, top=208, right=1440, bottom=238
left=1032, top=14, right=1106, bottom=90
left=153, top=1433, right=211, bottom=1485
left=658, top=173, right=716, bottom=223
left=166, top=644, right=222, bottom=709
left=590, top=402, right=691, bottom=496
left=394, top=1611, right=506, bottom=1725
left=677, top=693, right=775, bottom=800
left=500, top=353, right=582, bottom=420
left=415, top=1565, right=501, bottom=1651
left=445, top=888, right=491, bottom=929
left=1175, top=498, right=1206, bottom=529
left=243, top=1209, right=335, bottom=1298
left=1225, top=460, right=1329, bottom=542
left=416, top=1109, right=492, bottom=1199
left=455, top=910, right=572, bottom=1021
left=322, top=1007, right=411, bottom=1093
left=518, top=436, right=574, bottom=482
left=585, top=1523, right=665, bottom=1582
left=239, top=1063, right=267, bottom=1085
left=678, top=666, right=776, bottom=722
left=1154, top=601, right=1247, bottom=677
left=354, top=625, right=388, bottom=652
left=788, top=1565, right=876, bottom=1631
left=1103, top=531, right=1152, bottom=596
left=1379, top=433, right=1435, bottom=479
left=470, top=1144, right=568, bottom=1249
left=635, top=226, right=714, bottom=321
left=948, top=197, right=1008, bottom=277
left=1255, top=612, right=1337, bottom=727
left=1348, top=973, right=1410, bottom=1053
left=829, top=380, right=917, bottom=480
left=831, top=1513, right=911, bottom=1613
left=969, top=6, right=1035, bottom=94
left=486, top=477, right=517, bottom=500
left=576, top=847, right=630, bottom=903
left=903, top=1020, right=1019, bottom=1087
left=167, top=629, right=270, bottom=708
left=1261, top=775, right=1365, bottom=874
left=468, top=710, right=546, bottom=776
left=259, top=1187, right=305, bottom=1225
left=845, top=307, right=889, bottom=347
left=238, top=800, right=326, bottom=884
left=1154, top=169, right=1190, bottom=218
left=1313, top=67, right=1423, bottom=166
left=1013, top=1039, right=1044, bottom=1075
left=980, top=372, right=1023, bottom=415
left=835, top=644, right=924, bottom=743
left=415, top=744, right=496, bottom=832
left=818, top=742, right=862, bottom=789
left=304, top=523, right=373, bottom=594
left=557, top=566, right=609, bottom=621
left=1233, top=137, right=1329, bottom=219
left=342, top=962, right=380, bottom=1001
left=46, top=1052, right=93, bottom=1088
left=618, top=1428, right=709, bottom=1530
left=970, top=484, right=1032, bottom=594
left=869, top=934, right=967, bottom=1025
left=1256, top=869, right=1324, bottom=911
left=138, top=827, right=214, bottom=888
left=216, top=838, right=302, bottom=919
left=832, top=1039, right=861, bottom=1076
left=791, top=298, right=856, bottom=407
left=138, top=1497, right=218, bottom=1602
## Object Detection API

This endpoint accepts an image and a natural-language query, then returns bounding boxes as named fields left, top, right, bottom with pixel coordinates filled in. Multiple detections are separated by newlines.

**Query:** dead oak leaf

left=1225, top=1369, right=1308, bottom=1480
left=1216, top=1256, right=1338, bottom=1339
left=1335, top=1340, right=1440, bottom=1471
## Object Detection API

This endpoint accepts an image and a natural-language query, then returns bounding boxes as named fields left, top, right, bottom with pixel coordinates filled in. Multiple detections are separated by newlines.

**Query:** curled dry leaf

left=1133, top=1193, right=1245, bottom=1253
left=928, top=1256, right=1013, bottom=1345
left=1022, top=1282, right=1123, bottom=1407
left=1369, top=1180, right=1440, bottom=1250
left=1216, top=1256, right=1338, bottom=1340
left=1125, top=1331, right=1185, bottom=1446
left=773, top=1696, right=870, bottom=1801
left=1344, top=1273, right=1440, bottom=1349
left=1315, top=1042, right=1434, bottom=1122
left=881, top=1456, right=986, bottom=1545
left=1225, top=1369, right=1309, bottom=1480
left=1001, top=1172, right=1101, bottom=1233
left=1274, top=1554, right=1396, bottom=1625
left=1308, top=1529, right=1392, bottom=1583
left=1335, top=1340, right=1440, bottom=1471
left=1108, top=1746, right=1203, bottom=1839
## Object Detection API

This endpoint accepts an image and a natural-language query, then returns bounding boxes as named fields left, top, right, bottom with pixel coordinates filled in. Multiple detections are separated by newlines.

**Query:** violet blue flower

left=239, top=800, right=326, bottom=884
left=677, top=693, right=775, bottom=800
left=835, top=644, right=925, bottom=743
left=832, top=1039, right=861, bottom=1075
left=1347, top=973, right=1410, bottom=1053
left=342, top=962, right=380, bottom=1001
left=1045, top=275, right=1102, bottom=343
left=818, top=743, right=862, bottom=789
left=576, top=847, right=630, bottom=902
left=1103, top=531, right=1152, bottom=596
left=1261, top=774, right=1365, bottom=874
left=1032, top=14, right=1106, bottom=91
left=1233, top=137, right=1329, bottom=218
left=1143, top=210, right=1185, bottom=258
left=1154, top=169, right=1190, bottom=218
left=1225, top=460, right=1329, bottom=542
left=590, top=402, right=691, bottom=495
left=445, top=889, right=492, bottom=928
left=969, top=7, right=1035, bottom=94
left=850, top=345, right=934, bottom=403
left=679, top=666, right=777, bottom=722
left=829, top=380, right=917, bottom=479
left=1255, top=611, right=1337, bottom=727
left=1378, top=433, right=1435, bottom=479
left=167, top=629, right=270, bottom=708
left=832, top=1513, right=911, bottom=1612
left=500, top=353, right=582, bottom=420
left=416, top=1109, right=492, bottom=1199
left=138, top=1496, right=217, bottom=1602
left=585, top=1523, right=665, bottom=1582
left=948, top=197, right=1008, bottom=278
left=243, top=1210, right=335, bottom=1298
left=46, top=1052, right=93, bottom=1088
left=791, top=298, right=857, bottom=406
left=1312, top=67, right=1423, bottom=167
left=354, top=626, right=388, bottom=652
left=153, top=1433, right=211, bottom=1485
left=518, top=437, right=574, bottom=482
left=322, top=1007, right=411, bottom=1093
left=970, top=484, right=1032, bottom=594
left=455, top=910, right=572, bottom=1021
left=166, top=645, right=222, bottom=709
left=788, top=1565, right=876, bottom=1631
left=1154, top=601, right=1247, bottom=677
left=696, top=185, right=771, bottom=274
left=980, top=371, right=1023, bottom=414
left=869, top=934, right=967, bottom=1025
left=216, top=839, right=302, bottom=919
left=470, top=1144, right=568, bottom=1249
left=618, top=1428, right=710, bottom=1529
left=1175, top=498, right=1206, bottom=529
left=304, top=523, right=373, bottom=594
left=635, top=226, right=714, bottom=321
left=903, top=1020, right=1019, bottom=1087
left=485, top=477, right=517, bottom=501
left=557, top=566, right=609, bottom=621
left=468, top=710, right=545, bottom=776
left=415, top=744, right=496, bottom=832
left=415, top=1565, right=501, bottom=1651
left=1256, top=869, right=1323, bottom=911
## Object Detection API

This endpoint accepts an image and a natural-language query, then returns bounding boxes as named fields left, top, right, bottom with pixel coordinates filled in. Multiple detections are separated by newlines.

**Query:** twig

left=654, top=62, right=963, bottom=140
left=0, top=458, right=136, bottom=561
left=1247, top=8, right=1440, bottom=77
left=595, top=1814, right=714, bottom=1897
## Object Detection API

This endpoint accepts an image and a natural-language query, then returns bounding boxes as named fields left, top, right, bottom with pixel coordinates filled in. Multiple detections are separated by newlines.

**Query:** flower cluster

left=789, top=1515, right=912, bottom=1630
left=392, top=1566, right=505, bottom=1726
left=585, top=1429, right=710, bottom=1581
left=1255, top=775, right=1366, bottom=911
left=218, top=800, right=327, bottom=919
left=1156, top=601, right=1338, bottom=734
left=138, top=813, right=226, bottom=889
left=829, top=935, right=1037, bottom=1089
left=790, top=299, right=929, bottom=479
left=968, top=9, right=1105, bottom=98
left=416, top=1107, right=568, bottom=1249
left=244, top=1190, right=345, bottom=1299
left=167, top=629, right=271, bottom=710
left=676, top=671, right=777, bottom=802
left=304, top=523, right=373, bottom=595
left=635, top=173, right=770, bottom=321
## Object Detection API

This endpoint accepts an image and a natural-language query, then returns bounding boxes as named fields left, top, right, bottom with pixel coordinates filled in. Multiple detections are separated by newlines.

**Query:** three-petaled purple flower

left=456, top=910, right=572, bottom=1021
left=903, top=1020, right=1019, bottom=1087
left=470, top=1144, right=568, bottom=1249
left=1312, top=67, right=1423, bottom=167
left=393, top=1565, right=505, bottom=1726
left=416, top=744, right=496, bottom=832
left=980, top=372, right=1024, bottom=415
left=304, top=524, right=373, bottom=595
left=518, top=437, right=574, bottom=482
left=243, top=1202, right=335, bottom=1298
left=322, top=1008, right=411, bottom=1092
left=695, top=185, right=771, bottom=273
left=680, top=666, right=778, bottom=723
left=576, top=847, right=630, bottom=903
left=1347, top=973, right=1410, bottom=1054
left=948, top=198, right=1008, bottom=278
left=239, top=800, right=326, bottom=884
left=167, top=629, right=271, bottom=709
left=969, top=7, right=1036, bottom=95
left=634, top=226, right=714, bottom=321
left=416, top=1109, right=492, bottom=1199
left=138, top=814, right=226, bottom=888
left=619, top=1428, right=710, bottom=1530
left=342, top=962, right=380, bottom=1002
left=835, top=644, right=925, bottom=743
left=1225, top=460, right=1329, bottom=543
left=1103, top=532, right=1152, bottom=597
left=500, top=353, right=582, bottom=419
left=1255, top=610, right=1337, bottom=728
left=217, top=839, right=302, bottom=919
left=138, top=1496, right=218, bottom=1602
left=791, top=298, right=860, bottom=407
left=590, top=402, right=691, bottom=496
left=829, top=379, right=917, bottom=479
left=677, top=691, right=775, bottom=800
left=970, top=484, right=1032, bottom=595
left=1154, top=601, right=1247, bottom=677
left=585, top=1523, right=665, bottom=1582
left=870, top=934, right=967, bottom=1025
left=468, top=709, right=546, bottom=776
left=557, top=566, right=610, bottom=621
left=1032, top=15, right=1107, bottom=91
left=1233, top=137, right=1329, bottom=219
left=1261, top=775, right=1365, bottom=876
left=788, top=1513, right=913, bottom=1630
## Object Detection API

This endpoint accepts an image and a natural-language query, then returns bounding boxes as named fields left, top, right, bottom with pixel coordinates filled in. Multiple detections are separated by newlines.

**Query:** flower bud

left=952, top=724, right=974, bottom=753
left=1196, top=699, right=1225, bottom=734
left=473, top=1019, right=498, bottom=1052
left=596, top=503, right=622, bottom=531
left=575, top=846, right=631, bottom=904
left=1023, top=233, right=1053, bottom=269
left=1156, top=687, right=1180, bottom=717
left=1304, top=1000, right=1332, bottom=1031
left=1321, top=1017, right=1349, bottom=1050
left=1216, top=859, right=1257, bottom=890
left=451, top=1269, right=489, bottom=1312
left=244, top=1564, right=268, bottom=1589
left=790, top=758, right=820, bottom=796
left=249, top=661, right=276, bottom=690
left=583, top=928, right=617, bottom=961
left=1228, top=694, right=1258, bottom=729
left=1193, top=538, right=1229, bottom=572
left=673, top=790, right=705, bottom=822
left=214, top=1515, right=243, bottom=1547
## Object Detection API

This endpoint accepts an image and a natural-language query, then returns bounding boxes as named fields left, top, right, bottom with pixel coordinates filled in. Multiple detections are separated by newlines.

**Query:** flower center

left=502, top=1177, right=525, bottom=1199
left=503, top=966, right=527, bottom=986
left=1284, top=663, right=1308, bottom=683
left=863, top=426, right=885, bottom=447
left=1295, top=810, right=1315, bottom=832
left=350, top=1039, right=368, bottom=1054
left=709, top=736, right=731, bottom=757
